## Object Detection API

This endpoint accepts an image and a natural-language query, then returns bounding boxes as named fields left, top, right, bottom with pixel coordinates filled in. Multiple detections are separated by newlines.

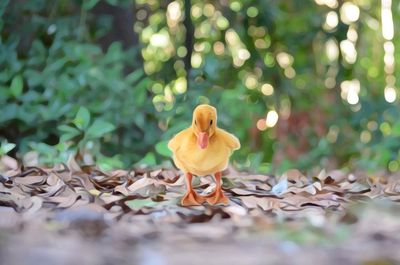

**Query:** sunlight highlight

left=381, top=0, right=394, bottom=40
left=276, top=52, right=293, bottom=68
left=213, top=41, right=225, bottom=55
left=245, top=74, right=258, bottom=89
left=325, top=11, right=338, bottom=30
left=226, top=29, right=251, bottom=67
left=284, top=67, right=296, bottom=79
left=341, top=79, right=360, bottom=105
left=266, top=110, right=279, bottom=128
left=167, top=1, right=181, bottom=22
left=256, top=119, right=267, bottom=131
left=191, top=5, right=202, bottom=18
left=261, top=83, right=274, bottom=96
left=381, top=0, right=397, bottom=103
left=384, top=86, right=397, bottom=103
left=347, top=26, right=358, bottom=42
left=174, top=77, right=187, bottom=94
left=340, top=40, right=357, bottom=64
left=150, top=33, right=170, bottom=48
left=191, top=53, right=202, bottom=68
left=360, top=130, right=371, bottom=143
left=326, top=39, right=339, bottom=61
left=238, top=48, right=251, bottom=60
left=340, top=2, right=360, bottom=25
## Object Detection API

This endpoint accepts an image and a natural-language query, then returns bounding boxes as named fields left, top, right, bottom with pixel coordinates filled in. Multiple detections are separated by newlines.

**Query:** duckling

left=168, top=104, right=240, bottom=206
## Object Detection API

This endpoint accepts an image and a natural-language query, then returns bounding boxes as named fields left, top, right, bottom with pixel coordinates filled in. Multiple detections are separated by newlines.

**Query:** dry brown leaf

left=340, top=181, right=371, bottom=193
left=46, top=173, right=59, bottom=186
left=243, top=174, right=270, bottom=182
left=160, top=170, right=179, bottom=182
left=99, top=193, right=126, bottom=204
left=284, top=184, right=317, bottom=195
left=40, top=179, right=66, bottom=197
left=128, top=177, right=156, bottom=191
left=239, top=196, right=280, bottom=211
left=72, top=174, right=95, bottom=190
left=286, top=169, right=308, bottom=185
left=231, top=188, right=258, bottom=196
left=57, top=193, right=80, bottom=208
left=256, top=197, right=280, bottom=211
left=23, top=196, right=43, bottom=215
left=1, top=156, right=18, bottom=171
left=13, top=175, right=46, bottom=185
left=67, top=155, right=82, bottom=173
left=110, top=169, right=128, bottom=178
left=384, top=181, right=400, bottom=195
left=256, top=183, right=271, bottom=191
left=114, top=183, right=130, bottom=196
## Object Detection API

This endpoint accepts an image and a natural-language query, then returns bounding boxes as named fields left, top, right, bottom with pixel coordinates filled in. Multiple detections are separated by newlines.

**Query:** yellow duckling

left=168, top=104, right=240, bottom=206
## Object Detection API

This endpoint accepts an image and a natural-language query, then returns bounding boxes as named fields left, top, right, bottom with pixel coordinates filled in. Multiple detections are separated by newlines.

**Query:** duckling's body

left=168, top=104, right=240, bottom=206
left=170, top=128, right=239, bottom=176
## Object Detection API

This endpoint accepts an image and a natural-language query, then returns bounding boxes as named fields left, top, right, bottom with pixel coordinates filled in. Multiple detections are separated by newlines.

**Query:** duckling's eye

left=195, top=120, right=197, bottom=125
left=210, top=120, right=213, bottom=125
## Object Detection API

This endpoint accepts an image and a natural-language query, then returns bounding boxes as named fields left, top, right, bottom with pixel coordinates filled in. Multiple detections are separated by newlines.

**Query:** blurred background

left=0, top=0, right=399, bottom=173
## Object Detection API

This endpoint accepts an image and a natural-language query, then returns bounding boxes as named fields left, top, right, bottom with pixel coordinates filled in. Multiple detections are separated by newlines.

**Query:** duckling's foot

left=205, top=188, right=229, bottom=205
left=181, top=190, right=206, bottom=206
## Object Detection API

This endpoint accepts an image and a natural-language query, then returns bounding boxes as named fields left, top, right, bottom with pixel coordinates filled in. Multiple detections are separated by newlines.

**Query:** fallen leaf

left=114, top=183, right=130, bottom=196
left=67, top=155, right=81, bottom=173
left=13, top=175, right=46, bottom=185
left=23, top=196, right=43, bottom=215
left=271, top=175, right=288, bottom=195
left=1, top=156, right=18, bottom=171
left=125, top=199, right=159, bottom=210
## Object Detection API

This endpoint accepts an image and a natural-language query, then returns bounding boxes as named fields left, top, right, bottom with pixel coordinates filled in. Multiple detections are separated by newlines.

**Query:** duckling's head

left=192, top=104, right=217, bottom=149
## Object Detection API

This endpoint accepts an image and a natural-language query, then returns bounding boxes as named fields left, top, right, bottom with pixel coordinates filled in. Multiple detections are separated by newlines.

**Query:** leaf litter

left=1, top=155, right=400, bottom=264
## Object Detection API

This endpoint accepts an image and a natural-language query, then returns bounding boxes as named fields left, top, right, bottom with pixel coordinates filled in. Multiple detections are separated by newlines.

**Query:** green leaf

left=58, top=125, right=80, bottom=134
left=73, top=107, right=91, bottom=130
left=105, top=0, right=118, bottom=5
left=222, top=176, right=236, bottom=189
left=60, top=132, right=81, bottom=143
left=0, top=0, right=10, bottom=17
left=125, top=69, right=144, bottom=85
left=86, top=120, right=115, bottom=139
left=97, top=154, right=124, bottom=171
left=10, top=75, right=23, bottom=97
left=155, top=140, right=172, bottom=157
left=392, top=122, right=400, bottom=136
left=0, top=142, right=16, bottom=155
left=59, top=125, right=82, bottom=143
left=83, top=0, right=100, bottom=10
left=136, top=152, right=157, bottom=167
left=125, top=199, right=158, bottom=210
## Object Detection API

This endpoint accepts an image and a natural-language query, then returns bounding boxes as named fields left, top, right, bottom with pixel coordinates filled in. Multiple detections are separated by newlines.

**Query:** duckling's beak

left=197, top=132, right=209, bottom=149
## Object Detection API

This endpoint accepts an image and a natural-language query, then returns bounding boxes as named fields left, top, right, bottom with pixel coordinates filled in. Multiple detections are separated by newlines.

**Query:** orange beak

left=197, top=132, right=209, bottom=149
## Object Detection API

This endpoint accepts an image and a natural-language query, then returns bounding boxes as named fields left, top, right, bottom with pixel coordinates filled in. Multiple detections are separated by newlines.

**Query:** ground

left=1, top=156, right=400, bottom=265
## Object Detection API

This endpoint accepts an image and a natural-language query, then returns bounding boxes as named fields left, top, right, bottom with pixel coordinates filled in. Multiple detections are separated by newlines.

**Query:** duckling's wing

left=168, top=128, right=190, bottom=152
left=216, top=128, right=241, bottom=150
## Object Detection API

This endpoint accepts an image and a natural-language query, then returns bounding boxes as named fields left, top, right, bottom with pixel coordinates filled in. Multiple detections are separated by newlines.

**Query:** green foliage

left=0, top=0, right=161, bottom=167
left=0, top=140, right=16, bottom=156
left=135, top=0, right=400, bottom=173
left=58, top=106, right=116, bottom=153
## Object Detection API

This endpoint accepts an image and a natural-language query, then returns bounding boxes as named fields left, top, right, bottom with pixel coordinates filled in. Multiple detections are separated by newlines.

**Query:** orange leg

left=205, top=172, right=229, bottom=205
left=181, top=173, right=206, bottom=206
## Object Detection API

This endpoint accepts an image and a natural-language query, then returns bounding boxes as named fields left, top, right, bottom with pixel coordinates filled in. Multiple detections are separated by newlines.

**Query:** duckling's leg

left=205, top=172, right=229, bottom=205
left=181, top=173, right=206, bottom=206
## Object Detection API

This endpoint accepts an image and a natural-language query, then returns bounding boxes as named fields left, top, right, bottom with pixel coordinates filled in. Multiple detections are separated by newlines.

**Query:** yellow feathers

left=168, top=104, right=240, bottom=176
